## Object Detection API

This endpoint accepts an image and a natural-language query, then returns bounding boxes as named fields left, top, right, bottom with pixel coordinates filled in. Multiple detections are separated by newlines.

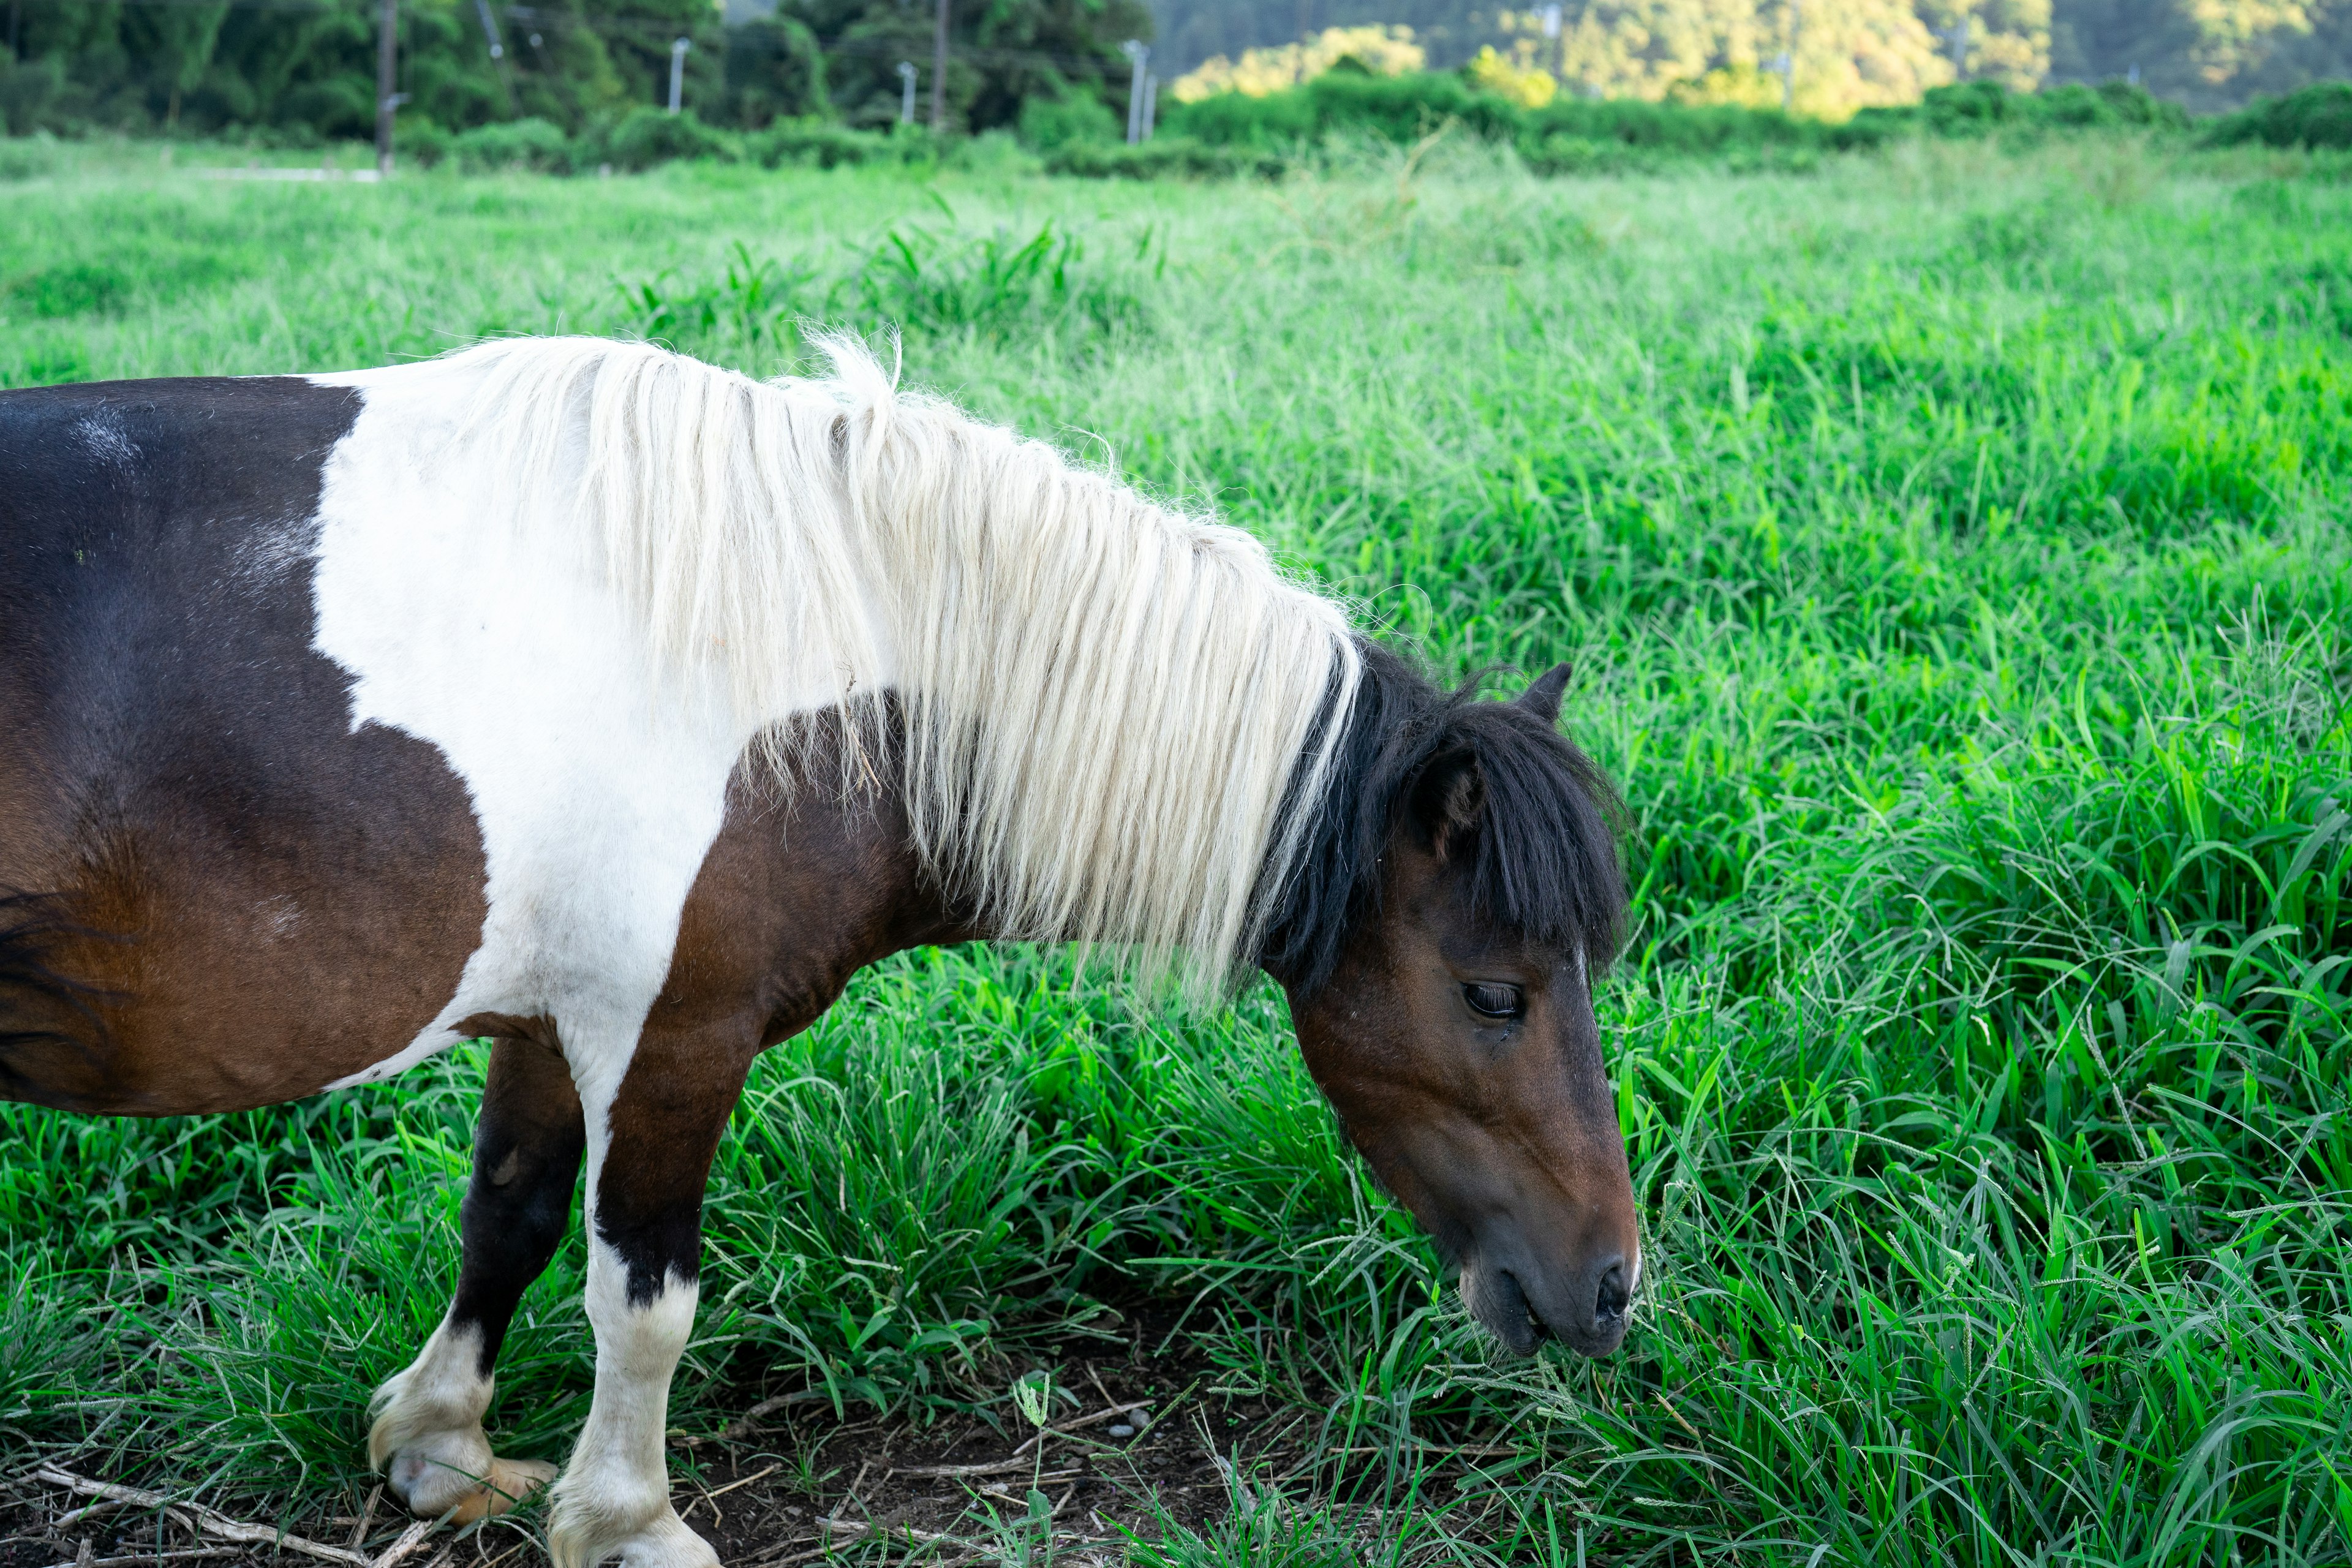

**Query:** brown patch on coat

left=596, top=728, right=974, bottom=1302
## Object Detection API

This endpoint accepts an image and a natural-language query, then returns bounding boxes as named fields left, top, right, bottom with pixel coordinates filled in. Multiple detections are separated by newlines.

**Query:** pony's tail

left=0, top=892, right=114, bottom=1093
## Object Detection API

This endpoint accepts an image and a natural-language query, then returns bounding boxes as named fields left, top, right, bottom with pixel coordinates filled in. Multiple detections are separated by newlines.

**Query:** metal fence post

left=1121, top=39, right=1147, bottom=145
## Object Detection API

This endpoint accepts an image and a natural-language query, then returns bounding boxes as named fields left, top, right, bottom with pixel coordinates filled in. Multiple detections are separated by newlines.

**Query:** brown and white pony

left=0, top=339, right=1635, bottom=1568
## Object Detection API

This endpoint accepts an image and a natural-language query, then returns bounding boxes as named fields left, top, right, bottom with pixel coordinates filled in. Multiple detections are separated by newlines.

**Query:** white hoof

left=549, top=1506, right=718, bottom=1568
left=385, top=1427, right=557, bottom=1523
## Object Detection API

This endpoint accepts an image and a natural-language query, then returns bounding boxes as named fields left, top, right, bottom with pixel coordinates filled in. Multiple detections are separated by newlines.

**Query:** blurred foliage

left=2204, top=75, right=2352, bottom=142
left=0, top=0, right=1147, bottom=139
left=1168, top=23, right=1425, bottom=102
left=1162, top=66, right=2192, bottom=170
left=1147, top=0, right=2352, bottom=112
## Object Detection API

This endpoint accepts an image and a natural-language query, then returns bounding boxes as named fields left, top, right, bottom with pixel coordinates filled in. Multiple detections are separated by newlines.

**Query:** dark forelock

left=1256, top=640, right=1629, bottom=997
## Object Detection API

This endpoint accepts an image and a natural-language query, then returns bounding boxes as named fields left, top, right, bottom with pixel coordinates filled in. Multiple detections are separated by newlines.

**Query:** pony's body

left=0, top=341, right=1635, bottom=1568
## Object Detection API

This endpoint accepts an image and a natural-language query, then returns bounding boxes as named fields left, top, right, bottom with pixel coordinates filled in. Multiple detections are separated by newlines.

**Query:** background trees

left=0, top=0, right=2342, bottom=138
left=1159, top=0, right=2349, bottom=110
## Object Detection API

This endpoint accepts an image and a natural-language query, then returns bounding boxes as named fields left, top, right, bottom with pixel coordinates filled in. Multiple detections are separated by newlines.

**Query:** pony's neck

left=451, top=333, right=1361, bottom=991
left=835, top=363, right=1362, bottom=992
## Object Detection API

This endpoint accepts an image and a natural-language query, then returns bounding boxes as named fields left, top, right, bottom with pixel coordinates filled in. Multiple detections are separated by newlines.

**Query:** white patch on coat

left=305, top=352, right=876, bottom=1097
left=353, top=336, right=1358, bottom=1000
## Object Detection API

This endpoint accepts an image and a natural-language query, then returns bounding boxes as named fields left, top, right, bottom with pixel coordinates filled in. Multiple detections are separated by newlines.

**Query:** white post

left=668, top=36, right=690, bottom=114
left=1943, top=19, right=1967, bottom=76
left=1142, top=72, right=1156, bottom=138
left=472, top=0, right=503, bottom=59
left=1121, top=39, right=1148, bottom=145
left=897, top=60, right=917, bottom=124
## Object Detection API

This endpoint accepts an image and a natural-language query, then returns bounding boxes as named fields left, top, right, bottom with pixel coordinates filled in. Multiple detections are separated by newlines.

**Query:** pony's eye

left=1463, top=982, right=1524, bottom=1020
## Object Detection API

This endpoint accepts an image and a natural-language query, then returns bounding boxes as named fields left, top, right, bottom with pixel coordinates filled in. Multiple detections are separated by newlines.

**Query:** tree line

left=0, top=0, right=1148, bottom=138
left=0, top=0, right=2342, bottom=139
left=1155, top=0, right=2352, bottom=112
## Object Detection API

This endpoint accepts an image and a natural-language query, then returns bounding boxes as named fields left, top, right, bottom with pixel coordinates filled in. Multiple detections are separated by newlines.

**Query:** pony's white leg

left=543, top=1025, right=750, bottom=1568
left=545, top=1253, right=710, bottom=1568
left=373, top=1036, right=579, bottom=1525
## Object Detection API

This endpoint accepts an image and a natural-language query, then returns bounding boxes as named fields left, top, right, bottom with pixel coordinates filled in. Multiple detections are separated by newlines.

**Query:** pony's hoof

left=549, top=1507, right=718, bottom=1568
left=440, top=1457, right=559, bottom=1525
left=390, top=1450, right=557, bottom=1524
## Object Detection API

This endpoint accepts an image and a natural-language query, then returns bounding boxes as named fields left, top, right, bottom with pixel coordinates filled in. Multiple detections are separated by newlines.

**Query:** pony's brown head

left=1259, top=649, right=1635, bottom=1357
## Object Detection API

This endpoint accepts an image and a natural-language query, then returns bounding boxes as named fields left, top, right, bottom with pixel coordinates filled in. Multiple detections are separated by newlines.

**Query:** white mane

left=448, top=335, right=1361, bottom=992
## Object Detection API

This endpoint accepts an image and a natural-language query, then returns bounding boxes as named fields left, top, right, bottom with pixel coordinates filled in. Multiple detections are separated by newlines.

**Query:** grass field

left=2, top=134, right=2350, bottom=1566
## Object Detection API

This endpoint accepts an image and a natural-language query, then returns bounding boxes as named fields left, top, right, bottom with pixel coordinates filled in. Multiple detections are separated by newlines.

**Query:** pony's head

left=1261, top=648, right=1636, bottom=1356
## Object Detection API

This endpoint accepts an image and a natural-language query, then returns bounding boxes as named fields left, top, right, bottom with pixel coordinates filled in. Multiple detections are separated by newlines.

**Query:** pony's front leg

left=548, top=1025, right=753, bottom=1568
left=372, top=1035, right=584, bottom=1522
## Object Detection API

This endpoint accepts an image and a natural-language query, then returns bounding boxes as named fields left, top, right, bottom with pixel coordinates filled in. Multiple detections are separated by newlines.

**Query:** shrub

left=0, top=130, right=62, bottom=181
left=1526, top=95, right=1828, bottom=152
left=1165, top=69, right=1521, bottom=149
left=2204, top=80, right=2352, bottom=149
left=393, top=118, right=453, bottom=168
left=744, top=118, right=932, bottom=169
left=1169, top=69, right=1867, bottom=163
left=450, top=116, right=574, bottom=173
left=1017, top=90, right=1120, bottom=151
left=1042, top=135, right=1280, bottom=179
left=605, top=106, right=737, bottom=170
left=1853, top=78, right=2191, bottom=143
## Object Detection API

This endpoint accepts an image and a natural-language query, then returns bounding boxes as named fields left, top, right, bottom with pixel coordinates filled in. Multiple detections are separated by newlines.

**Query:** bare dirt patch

left=0, top=1332, right=1307, bottom=1568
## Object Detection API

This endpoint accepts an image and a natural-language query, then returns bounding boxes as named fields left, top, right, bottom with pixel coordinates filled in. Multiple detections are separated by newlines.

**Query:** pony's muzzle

left=1466, top=1240, right=1634, bottom=1359
left=1578, top=1253, right=1633, bottom=1354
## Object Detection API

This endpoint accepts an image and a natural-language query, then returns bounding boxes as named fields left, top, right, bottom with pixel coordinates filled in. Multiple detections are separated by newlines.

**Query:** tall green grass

left=1, top=137, right=2346, bottom=1563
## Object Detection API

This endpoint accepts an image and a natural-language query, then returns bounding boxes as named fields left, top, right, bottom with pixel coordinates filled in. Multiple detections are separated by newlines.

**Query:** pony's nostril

left=1594, top=1258, right=1630, bottom=1324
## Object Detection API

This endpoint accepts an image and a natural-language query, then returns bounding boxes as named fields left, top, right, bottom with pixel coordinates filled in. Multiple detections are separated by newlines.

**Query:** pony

left=0, top=337, right=1635, bottom=1568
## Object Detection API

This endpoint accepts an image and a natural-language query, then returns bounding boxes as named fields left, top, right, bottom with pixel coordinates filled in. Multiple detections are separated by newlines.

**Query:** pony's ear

left=1408, top=747, right=1486, bottom=862
left=1518, top=662, right=1572, bottom=726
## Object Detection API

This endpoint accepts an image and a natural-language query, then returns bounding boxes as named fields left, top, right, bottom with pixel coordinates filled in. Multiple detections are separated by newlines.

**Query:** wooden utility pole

left=929, top=0, right=948, bottom=131
left=374, top=0, right=396, bottom=176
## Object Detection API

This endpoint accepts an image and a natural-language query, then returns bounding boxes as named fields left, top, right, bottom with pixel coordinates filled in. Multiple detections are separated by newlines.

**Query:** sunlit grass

left=1, top=135, right=2348, bottom=1564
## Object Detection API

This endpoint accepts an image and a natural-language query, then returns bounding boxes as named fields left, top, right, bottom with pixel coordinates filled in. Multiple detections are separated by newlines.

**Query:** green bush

left=1017, top=89, right=1120, bottom=151
left=393, top=118, right=454, bottom=168
left=1852, top=77, right=2192, bottom=142
left=744, top=117, right=932, bottom=168
left=1165, top=69, right=1520, bottom=149
left=1163, top=69, right=2136, bottom=167
left=1042, top=134, right=1280, bottom=179
left=605, top=106, right=738, bottom=170
left=2204, top=80, right=2352, bottom=149
left=0, top=130, right=63, bottom=181
left=450, top=116, right=575, bottom=173
left=1534, top=96, right=1812, bottom=148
